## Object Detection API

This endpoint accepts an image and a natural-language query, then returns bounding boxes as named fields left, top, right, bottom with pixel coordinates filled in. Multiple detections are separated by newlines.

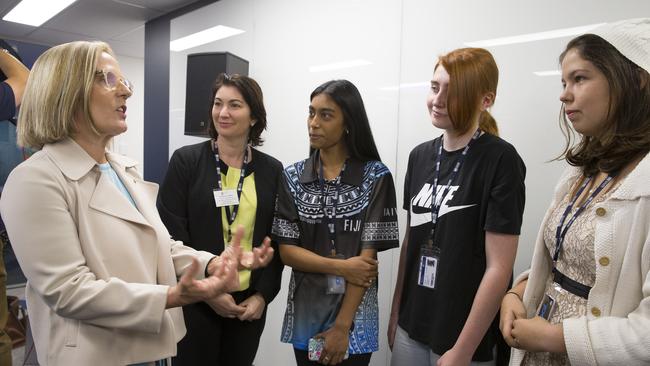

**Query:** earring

left=345, top=129, right=349, bottom=135
left=250, top=120, right=256, bottom=127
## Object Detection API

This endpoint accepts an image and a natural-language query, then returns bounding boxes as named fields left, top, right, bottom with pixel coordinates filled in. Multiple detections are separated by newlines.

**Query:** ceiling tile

left=0, top=0, right=202, bottom=58
left=116, top=0, right=199, bottom=13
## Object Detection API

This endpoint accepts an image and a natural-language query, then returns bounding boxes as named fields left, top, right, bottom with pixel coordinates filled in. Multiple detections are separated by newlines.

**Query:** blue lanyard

left=428, top=129, right=481, bottom=246
left=212, top=139, right=248, bottom=242
left=553, top=174, right=614, bottom=262
left=318, top=153, right=347, bottom=256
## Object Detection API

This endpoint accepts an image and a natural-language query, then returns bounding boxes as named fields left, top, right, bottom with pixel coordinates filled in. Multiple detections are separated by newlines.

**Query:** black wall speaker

left=184, top=52, right=249, bottom=137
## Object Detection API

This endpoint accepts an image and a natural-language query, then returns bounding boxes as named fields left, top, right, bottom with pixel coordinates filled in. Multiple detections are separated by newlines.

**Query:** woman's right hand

left=336, top=256, right=378, bottom=287
left=206, top=293, right=246, bottom=318
left=500, top=291, right=527, bottom=348
left=167, top=248, right=240, bottom=308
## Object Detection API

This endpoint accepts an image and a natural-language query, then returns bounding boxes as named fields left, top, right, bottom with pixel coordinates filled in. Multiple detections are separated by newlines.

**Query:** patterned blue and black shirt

left=272, top=153, right=399, bottom=354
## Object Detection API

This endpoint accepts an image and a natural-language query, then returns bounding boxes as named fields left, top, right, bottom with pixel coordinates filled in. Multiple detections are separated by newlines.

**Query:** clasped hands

left=499, top=292, right=566, bottom=353
left=167, top=225, right=273, bottom=308
left=335, top=255, right=378, bottom=288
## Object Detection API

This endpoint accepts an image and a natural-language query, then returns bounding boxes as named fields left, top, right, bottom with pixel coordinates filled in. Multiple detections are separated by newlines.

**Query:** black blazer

left=157, top=140, right=284, bottom=303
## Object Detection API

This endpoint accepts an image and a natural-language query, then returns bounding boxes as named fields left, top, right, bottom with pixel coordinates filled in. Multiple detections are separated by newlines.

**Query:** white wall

left=167, top=1, right=650, bottom=365
left=113, top=54, right=145, bottom=170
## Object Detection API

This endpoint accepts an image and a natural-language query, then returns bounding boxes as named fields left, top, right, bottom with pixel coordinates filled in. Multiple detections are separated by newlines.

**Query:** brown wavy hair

left=207, top=73, right=266, bottom=146
left=437, top=47, right=499, bottom=136
left=558, top=34, right=650, bottom=176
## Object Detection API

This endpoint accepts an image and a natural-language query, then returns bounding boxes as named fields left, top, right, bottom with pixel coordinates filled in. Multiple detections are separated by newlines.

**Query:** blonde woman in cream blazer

left=0, top=41, right=273, bottom=366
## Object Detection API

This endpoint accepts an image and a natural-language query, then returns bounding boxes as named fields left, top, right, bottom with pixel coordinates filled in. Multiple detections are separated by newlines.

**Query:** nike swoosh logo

left=410, top=203, right=477, bottom=227
left=441, top=204, right=477, bottom=215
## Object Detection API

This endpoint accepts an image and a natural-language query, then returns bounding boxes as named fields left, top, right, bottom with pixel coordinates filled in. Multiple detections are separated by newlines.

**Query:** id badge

left=537, top=293, right=557, bottom=320
left=326, top=254, right=346, bottom=295
left=213, top=189, right=239, bottom=207
left=418, top=245, right=440, bottom=289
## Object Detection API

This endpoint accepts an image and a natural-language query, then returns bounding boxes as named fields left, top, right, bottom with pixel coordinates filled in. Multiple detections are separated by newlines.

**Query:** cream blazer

left=509, top=153, right=650, bottom=366
left=0, top=138, right=214, bottom=365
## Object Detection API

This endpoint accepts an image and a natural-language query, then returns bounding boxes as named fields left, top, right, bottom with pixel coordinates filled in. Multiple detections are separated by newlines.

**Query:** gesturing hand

left=338, top=256, right=378, bottom=287
left=240, top=236, right=274, bottom=270
left=215, top=226, right=274, bottom=271
left=167, top=253, right=239, bottom=308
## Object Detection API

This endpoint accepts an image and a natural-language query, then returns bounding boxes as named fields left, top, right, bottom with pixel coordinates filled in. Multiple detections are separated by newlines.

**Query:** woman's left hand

left=237, top=293, right=266, bottom=321
left=511, top=316, right=565, bottom=353
left=315, top=325, right=349, bottom=365
left=215, top=226, right=274, bottom=270
left=240, top=235, right=274, bottom=269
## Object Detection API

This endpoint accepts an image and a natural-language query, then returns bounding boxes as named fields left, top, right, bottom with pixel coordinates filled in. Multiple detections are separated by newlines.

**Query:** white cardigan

left=510, top=153, right=650, bottom=366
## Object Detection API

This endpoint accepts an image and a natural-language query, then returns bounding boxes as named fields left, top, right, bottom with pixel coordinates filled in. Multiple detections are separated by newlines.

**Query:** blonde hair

left=17, top=41, right=114, bottom=149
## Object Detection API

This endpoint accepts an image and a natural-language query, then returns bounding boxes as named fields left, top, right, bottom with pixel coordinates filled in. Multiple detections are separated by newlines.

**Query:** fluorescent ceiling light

left=309, top=59, right=372, bottom=73
left=380, top=81, right=429, bottom=92
left=170, top=25, right=245, bottom=52
left=465, top=23, right=606, bottom=47
left=3, top=0, right=77, bottom=27
left=534, top=70, right=561, bottom=77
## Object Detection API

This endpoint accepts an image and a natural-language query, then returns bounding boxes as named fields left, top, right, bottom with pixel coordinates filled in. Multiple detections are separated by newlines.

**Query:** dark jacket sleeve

left=157, top=147, right=192, bottom=245
left=252, top=152, right=285, bottom=304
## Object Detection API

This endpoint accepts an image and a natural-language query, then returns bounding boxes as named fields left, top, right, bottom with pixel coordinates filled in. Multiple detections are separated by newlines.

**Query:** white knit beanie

left=589, top=18, right=650, bottom=73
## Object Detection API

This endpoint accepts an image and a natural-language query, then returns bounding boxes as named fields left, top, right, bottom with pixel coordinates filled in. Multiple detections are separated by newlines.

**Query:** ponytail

left=479, top=110, right=499, bottom=136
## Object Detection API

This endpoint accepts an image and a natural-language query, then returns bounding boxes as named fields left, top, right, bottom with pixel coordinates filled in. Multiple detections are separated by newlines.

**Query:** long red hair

left=437, top=48, right=499, bottom=136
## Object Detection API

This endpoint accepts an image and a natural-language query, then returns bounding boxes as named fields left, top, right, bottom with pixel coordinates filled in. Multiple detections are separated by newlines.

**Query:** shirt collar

left=43, top=137, right=138, bottom=181
left=299, top=151, right=365, bottom=186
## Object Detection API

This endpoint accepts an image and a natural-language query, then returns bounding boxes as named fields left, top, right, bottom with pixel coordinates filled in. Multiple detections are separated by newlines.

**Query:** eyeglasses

left=95, top=69, right=134, bottom=93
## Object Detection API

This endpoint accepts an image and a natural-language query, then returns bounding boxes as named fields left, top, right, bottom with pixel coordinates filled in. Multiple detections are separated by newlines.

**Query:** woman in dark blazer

left=157, top=73, right=284, bottom=366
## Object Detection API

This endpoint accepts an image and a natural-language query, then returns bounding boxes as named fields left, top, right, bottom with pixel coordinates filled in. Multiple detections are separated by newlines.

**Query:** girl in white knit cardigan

left=499, top=18, right=650, bottom=366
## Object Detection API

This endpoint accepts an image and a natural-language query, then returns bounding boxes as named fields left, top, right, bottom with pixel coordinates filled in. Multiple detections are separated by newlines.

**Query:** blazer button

left=599, top=256, right=610, bottom=266
left=591, top=307, right=601, bottom=317
left=595, top=207, right=606, bottom=216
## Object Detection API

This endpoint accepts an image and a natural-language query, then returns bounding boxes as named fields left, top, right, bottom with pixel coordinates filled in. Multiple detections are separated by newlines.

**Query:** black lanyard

left=318, top=153, right=347, bottom=256
left=553, top=174, right=614, bottom=262
left=212, top=140, right=248, bottom=242
left=428, top=129, right=481, bottom=247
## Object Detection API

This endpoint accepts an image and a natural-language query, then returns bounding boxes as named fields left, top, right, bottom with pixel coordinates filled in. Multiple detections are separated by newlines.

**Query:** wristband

left=506, top=291, right=523, bottom=302
left=204, top=256, right=218, bottom=277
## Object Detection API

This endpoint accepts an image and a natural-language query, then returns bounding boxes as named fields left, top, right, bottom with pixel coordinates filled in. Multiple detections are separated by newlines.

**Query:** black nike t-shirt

left=398, top=132, right=526, bottom=361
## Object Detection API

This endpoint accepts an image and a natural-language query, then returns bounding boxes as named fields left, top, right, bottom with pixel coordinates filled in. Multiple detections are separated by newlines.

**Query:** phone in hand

left=308, top=337, right=324, bottom=361
left=307, top=337, right=350, bottom=361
